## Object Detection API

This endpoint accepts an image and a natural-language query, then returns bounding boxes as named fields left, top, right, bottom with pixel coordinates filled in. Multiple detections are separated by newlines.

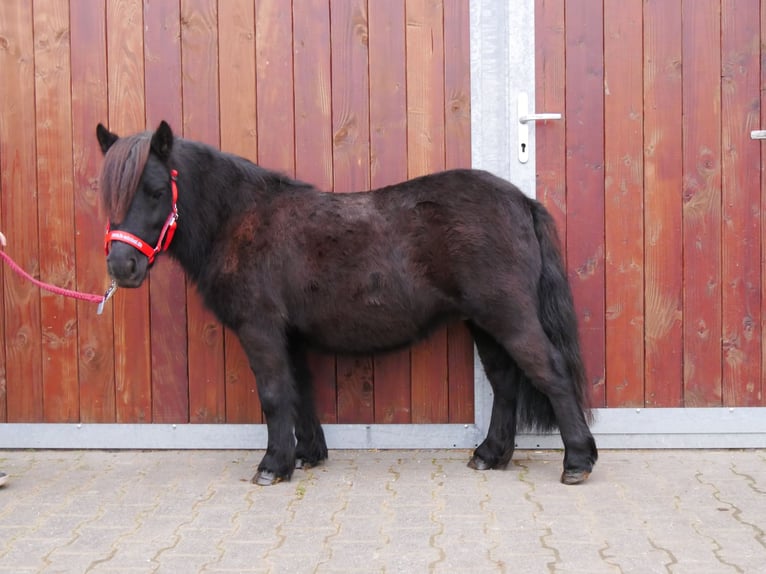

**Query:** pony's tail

left=515, top=198, right=593, bottom=432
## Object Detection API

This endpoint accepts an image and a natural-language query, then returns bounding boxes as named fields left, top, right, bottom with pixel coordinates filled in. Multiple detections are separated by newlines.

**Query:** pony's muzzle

left=106, top=244, right=149, bottom=288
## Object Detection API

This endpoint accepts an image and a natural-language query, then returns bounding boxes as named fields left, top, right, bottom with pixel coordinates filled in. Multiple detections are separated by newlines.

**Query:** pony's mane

left=99, top=131, right=152, bottom=223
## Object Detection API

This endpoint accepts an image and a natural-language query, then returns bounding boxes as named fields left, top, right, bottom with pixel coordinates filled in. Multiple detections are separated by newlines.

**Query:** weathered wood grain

left=564, top=0, right=606, bottom=407
left=181, top=0, right=226, bottom=422
left=682, top=0, right=723, bottom=406
left=604, top=0, right=645, bottom=407
left=721, top=0, right=761, bottom=406
left=642, top=0, right=684, bottom=407
left=144, top=0, right=190, bottom=423
left=108, top=0, right=152, bottom=423
left=331, top=0, right=375, bottom=424
left=0, top=0, right=44, bottom=422
left=406, top=0, right=449, bottom=423
left=34, top=0, right=79, bottom=422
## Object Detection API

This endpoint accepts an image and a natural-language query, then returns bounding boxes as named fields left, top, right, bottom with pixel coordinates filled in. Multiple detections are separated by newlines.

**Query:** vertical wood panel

left=565, top=0, right=606, bottom=406
left=331, top=0, right=375, bottom=424
left=219, top=0, right=262, bottom=424
left=181, top=0, right=226, bottom=422
left=682, top=0, right=723, bottom=406
left=70, top=0, right=115, bottom=422
left=603, top=0, right=644, bottom=407
left=535, top=0, right=567, bottom=240
left=34, top=0, right=79, bottom=421
left=254, top=0, right=302, bottom=424
left=406, top=0, right=449, bottom=423
left=144, top=0, right=190, bottom=423
left=643, top=0, right=684, bottom=407
left=255, top=0, right=296, bottom=175
left=0, top=0, right=43, bottom=422
left=0, top=127, right=4, bottom=421
left=368, top=0, right=412, bottom=424
left=107, top=0, right=151, bottom=423
left=721, top=0, right=762, bottom=406
left=443, top=0, right=474, bottom=423
left=293, top=0, right=338, bottom=423
left=762, top=0, right=766, bottom=407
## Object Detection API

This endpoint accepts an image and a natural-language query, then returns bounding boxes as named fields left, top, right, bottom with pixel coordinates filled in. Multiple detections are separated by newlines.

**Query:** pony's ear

left=150, top=120, right=174, bottom=161
left=96, top=123, right=119, bottom=154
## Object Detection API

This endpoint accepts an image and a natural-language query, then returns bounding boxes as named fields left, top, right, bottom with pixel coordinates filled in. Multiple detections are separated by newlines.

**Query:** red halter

left=104, top=169, right=179, bottom=265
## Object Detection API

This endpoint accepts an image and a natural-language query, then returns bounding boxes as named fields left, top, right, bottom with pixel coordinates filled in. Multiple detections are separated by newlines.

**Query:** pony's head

left=97, top=121, right=178, bottom=288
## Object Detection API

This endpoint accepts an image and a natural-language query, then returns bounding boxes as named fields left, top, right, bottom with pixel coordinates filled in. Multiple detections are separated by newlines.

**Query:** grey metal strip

left=2, top=409, right=765, bottom=450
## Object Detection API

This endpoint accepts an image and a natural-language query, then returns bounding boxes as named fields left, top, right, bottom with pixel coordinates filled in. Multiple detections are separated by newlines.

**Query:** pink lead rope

left=0, top=232, right=116, bottom=315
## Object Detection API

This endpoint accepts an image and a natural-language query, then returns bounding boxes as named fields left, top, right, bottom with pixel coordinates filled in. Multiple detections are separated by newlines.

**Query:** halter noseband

left=104, top=169, right=179, bottom=265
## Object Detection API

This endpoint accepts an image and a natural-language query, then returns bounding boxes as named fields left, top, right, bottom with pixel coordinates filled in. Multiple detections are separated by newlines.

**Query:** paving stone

left=0, top=449, right=765, bottom=571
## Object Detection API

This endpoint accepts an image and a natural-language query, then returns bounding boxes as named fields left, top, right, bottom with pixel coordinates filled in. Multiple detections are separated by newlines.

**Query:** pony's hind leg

left=472, top=309, right=597, bottom=484
left=467, top=323, right=520, bottom=471
left=288, top=337, right=328, bottom=470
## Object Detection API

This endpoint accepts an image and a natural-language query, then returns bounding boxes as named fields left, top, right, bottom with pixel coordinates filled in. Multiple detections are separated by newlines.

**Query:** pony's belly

left=304, top=305, right=453, bottom=354
left=311, top=327, right=416, bottom=354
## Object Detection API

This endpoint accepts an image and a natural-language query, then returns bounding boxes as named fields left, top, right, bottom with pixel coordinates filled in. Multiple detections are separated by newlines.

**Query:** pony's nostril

left=106, top=253, right=140, bottom=280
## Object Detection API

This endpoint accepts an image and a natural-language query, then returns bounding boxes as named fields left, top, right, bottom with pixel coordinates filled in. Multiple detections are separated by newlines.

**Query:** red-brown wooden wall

left=0, top=0, right=474, bottom=424
left=536, top=0, right=765, bottom=408
left=2, top=0, right=765, bottom=427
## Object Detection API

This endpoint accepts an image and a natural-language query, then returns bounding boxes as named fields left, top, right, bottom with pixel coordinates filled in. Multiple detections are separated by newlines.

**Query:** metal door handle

left=751, top=130, right=766, bottom=139
left=517, top=92, right=562, bottom=163
left=519, top=112, right=562, bottom=124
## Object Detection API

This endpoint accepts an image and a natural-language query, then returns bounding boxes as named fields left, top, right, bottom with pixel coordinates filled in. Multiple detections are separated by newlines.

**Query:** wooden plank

left=535, top=0, right=567, bottom=239
left=255, top=0, right=296, bottom=175
left=565, top=0, right=606, bottom=407
left=33, top=0, right=79, bottom=422
left=144, top=0, right=190, bottom=423
left=762, top=0, right=766, bottom=408
left=0, top=0, right=44, bottom=422
left=368, top=0, right=412, bottom=424
left=181, top=0, right=226, bottom=422
left=0, top=127, right=4, bottom=422
left=603, top=0, right=644, bottom=407
left=70, top=0, right=115, bottom=422
left=253, top=0, right=300, bottom=419
left=218, top=0, right=261, bottom=424
left=406, top=0, right=449, bottom=423
left=443, top=0, right=473, bottom=423
left=106, top=0, right=151, bottom=423
left=643, top=0, right=683, bottom=407
left=293, top=0, right=338, bottom=423
left=721, top=0, right=761, bottom=406
left=331, top=0, right=375, bottom=424
left=682, top=0, right=722, bottom=406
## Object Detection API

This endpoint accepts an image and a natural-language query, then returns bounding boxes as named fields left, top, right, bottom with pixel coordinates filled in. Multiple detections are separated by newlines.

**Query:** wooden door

left=0, top=0, right=474, bottom=425
left=536, top=0, right=765, bottom=408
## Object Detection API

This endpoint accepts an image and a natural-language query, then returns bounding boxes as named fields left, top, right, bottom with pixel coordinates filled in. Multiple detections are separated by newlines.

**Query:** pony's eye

left=145, top=186, right=163, bottom=200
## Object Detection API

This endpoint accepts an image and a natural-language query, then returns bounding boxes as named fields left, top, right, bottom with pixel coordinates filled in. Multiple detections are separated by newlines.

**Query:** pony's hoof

left=561, top=469, right=591, bottom=485
left=467, top=455, right=491, bottom=471
left=296, top=458, right=323, bottom=470
left=252, top=470, right=284, bottom=486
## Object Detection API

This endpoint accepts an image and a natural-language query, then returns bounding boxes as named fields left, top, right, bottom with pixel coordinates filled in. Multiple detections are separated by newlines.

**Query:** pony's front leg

left=288, top=338, right=328, bottom=469
left=238, top=325, right=299, bottom=486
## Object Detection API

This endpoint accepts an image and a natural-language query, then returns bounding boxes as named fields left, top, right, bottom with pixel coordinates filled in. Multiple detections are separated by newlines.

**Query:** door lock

left=517, top=92, right=562, bottom=163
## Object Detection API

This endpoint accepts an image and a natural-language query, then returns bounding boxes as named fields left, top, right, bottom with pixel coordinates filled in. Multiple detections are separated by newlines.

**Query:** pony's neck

left=166, top=139, right=263, bottom=281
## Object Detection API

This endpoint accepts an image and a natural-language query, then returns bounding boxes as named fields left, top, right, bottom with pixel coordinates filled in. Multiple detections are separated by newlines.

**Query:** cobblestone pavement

left=0, top=449, right=764, bottom=573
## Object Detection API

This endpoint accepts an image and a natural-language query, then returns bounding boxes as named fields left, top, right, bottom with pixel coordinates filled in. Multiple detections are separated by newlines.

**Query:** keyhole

left=521, top=142, right=526, bottom=153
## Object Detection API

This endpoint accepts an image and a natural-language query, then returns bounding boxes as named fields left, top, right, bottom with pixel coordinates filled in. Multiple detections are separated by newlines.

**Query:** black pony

left=96, top=121, right=598, bottom=486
